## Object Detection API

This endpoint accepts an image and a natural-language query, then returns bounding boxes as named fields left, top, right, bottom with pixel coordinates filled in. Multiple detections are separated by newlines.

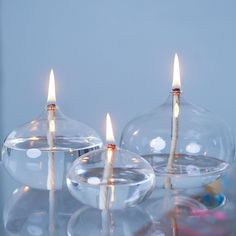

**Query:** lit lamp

left=2, top=70, right=103, bottom=190
left=120, top=54, right=235, bottom=189
left=67, top=113, right=155, bottom=209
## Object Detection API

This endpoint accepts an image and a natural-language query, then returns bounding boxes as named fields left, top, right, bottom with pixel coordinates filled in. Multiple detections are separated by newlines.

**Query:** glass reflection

left=4, top=186, right=82, bottom=236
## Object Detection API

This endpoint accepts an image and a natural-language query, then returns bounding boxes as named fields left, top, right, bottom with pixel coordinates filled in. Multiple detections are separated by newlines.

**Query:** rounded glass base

left=144, top=153, right=228, bottom=188
left=67, top=148, right=156, bottom=209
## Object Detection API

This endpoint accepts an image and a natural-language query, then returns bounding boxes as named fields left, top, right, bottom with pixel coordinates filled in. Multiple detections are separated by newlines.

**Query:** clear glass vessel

left=120, top=94, right=235, bottom=189
left=67, top=146, right=156, bottom=209
left=2, top=106, right=103, bottom=190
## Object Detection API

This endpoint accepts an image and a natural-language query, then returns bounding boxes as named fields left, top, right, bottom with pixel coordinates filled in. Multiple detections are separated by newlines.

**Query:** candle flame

left=47, top=69, right=56, bottom=103
left=172, top=53, right=181, bottom=90
left=106, top=113, right=115, bottom=143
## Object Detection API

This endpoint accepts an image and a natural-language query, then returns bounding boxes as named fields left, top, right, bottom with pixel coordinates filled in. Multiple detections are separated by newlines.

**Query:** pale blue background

left=1, top=0, right=236, bottom=233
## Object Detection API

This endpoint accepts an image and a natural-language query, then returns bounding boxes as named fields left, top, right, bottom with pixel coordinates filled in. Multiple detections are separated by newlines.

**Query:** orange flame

left=47, top=69, right=56, bottom=103
left=106, top=113, right=115, bottom=143
left=172, top=53, right=181, bottom=90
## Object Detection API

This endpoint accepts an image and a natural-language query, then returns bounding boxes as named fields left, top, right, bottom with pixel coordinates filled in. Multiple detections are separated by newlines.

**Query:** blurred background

left=1, top=0, right=236, bottom=233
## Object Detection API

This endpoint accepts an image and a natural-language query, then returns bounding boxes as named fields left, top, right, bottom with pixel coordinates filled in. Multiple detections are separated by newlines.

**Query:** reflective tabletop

left=1, top=163, right=236, bottom=236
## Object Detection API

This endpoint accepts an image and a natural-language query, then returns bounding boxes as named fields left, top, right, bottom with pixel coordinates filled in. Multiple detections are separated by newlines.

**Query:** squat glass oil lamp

left=67, top=114, right=155, bottom=209
left=2, top=70, right=103, bottom=190
left=120, top=54, right=235, bottom=189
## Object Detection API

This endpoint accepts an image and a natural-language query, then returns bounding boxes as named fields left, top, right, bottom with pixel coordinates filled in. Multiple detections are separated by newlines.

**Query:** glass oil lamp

left=67, top=114, right=155, bottom=210
left=2, top=70, right=103, bottom=190
left=120, top=54, right=235, bottom=189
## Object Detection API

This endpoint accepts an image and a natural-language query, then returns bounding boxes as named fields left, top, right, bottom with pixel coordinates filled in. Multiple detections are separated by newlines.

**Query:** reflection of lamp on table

left=67, top=206, right=152, bottom=236
left=137, top=195, right=207, bottom=236
left=3, top=186, right=83, bottom=236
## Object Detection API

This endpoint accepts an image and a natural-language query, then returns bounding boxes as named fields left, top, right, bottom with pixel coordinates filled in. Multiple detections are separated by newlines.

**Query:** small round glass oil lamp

left=120, top=54, right=235, bottom=189
left=2, top=70, right=103, bottom=190
left=67, top=114, right=155, bottom=209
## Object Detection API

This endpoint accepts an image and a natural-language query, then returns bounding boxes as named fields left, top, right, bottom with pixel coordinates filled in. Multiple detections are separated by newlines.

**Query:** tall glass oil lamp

left=120, top=54, right=235, bottom=189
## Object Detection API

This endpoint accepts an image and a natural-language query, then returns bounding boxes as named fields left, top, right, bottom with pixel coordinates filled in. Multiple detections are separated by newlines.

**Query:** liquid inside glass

left=143, top=153, right=228, bottom=188
left=67, top=166, right=155, bottom=209
left=2, top=137, right=102, bottom=190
